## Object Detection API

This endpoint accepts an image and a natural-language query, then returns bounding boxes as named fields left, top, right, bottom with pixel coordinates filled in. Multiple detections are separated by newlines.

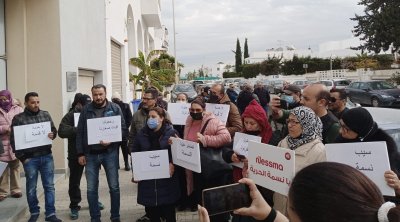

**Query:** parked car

left=318, top=79, right=351, bottom=91
left=292, top=80, right=311, bottom=89
left=346, top=80, right=400, bottom=107
left=171, top=84, right=198, bottom=102
left=267, top=80, right=285, bottom=94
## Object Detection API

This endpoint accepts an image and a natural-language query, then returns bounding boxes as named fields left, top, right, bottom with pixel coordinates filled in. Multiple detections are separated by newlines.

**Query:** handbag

left=199, top=119, right=232, bottom=180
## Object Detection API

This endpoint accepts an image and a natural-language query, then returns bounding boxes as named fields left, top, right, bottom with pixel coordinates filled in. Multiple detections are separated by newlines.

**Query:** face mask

left=147, top=118, right=159, bottom=129
left=281, top=95, right=294, bottom=104
left=208, top=93, right=220, bottom=103
left=190, top=112, right=203, bottom=120
left=176, top=100, right=186, bottom=103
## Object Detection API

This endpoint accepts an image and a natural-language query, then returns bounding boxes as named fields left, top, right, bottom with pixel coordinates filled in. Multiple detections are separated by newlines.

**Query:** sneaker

left=98, top=202, right=105, bottom=210
left=28, top=214, right=39, bottom=222
left=45, top=215, right=62, bottom=222
left=136, top=214, right=150, bottom=222
left=70, top=209, right=79, bottom=220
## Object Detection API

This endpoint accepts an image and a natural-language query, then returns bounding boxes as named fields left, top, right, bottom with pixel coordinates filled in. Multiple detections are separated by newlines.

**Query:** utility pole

left=172, top=0, right=178, bottom=83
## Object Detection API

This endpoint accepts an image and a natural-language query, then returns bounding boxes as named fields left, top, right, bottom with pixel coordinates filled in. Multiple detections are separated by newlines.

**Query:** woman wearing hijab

left=0, top=90, right=24, bottom=201
left=273, top=106, right=326, bottom=215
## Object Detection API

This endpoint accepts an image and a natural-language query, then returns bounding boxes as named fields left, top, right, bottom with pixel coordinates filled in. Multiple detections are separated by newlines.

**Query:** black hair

left=144, top=89, right=158, bottom=100
left=176, top=93, right=188, bottom=100
left=330, top=88, right=347, bottom=100
left=91, top=84, right=107, bottom=93
left=24, top=92, right=39, bottom=102
left=148, top=107, right=172, bottom=125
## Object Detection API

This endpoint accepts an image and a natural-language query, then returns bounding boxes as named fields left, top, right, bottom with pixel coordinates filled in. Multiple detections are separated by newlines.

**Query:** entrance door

left=78, top=69, right=94, bottom=98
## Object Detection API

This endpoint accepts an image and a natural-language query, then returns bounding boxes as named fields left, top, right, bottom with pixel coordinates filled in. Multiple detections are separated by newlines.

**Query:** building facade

left=1, top=0, right=166, bottom=171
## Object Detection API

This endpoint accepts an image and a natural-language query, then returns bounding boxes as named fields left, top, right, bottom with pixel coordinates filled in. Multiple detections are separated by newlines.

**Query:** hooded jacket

left=0, top=105, right=23, bottom=162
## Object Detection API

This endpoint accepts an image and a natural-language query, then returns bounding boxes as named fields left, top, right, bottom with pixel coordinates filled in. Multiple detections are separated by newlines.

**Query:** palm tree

left=129, top=50, right=176, bottom=94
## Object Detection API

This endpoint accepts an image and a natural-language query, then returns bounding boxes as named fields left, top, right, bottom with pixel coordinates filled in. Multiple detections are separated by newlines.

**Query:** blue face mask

left=281, top=95, right=295, bottom=104
left=147, top=118, right=159, bottom=129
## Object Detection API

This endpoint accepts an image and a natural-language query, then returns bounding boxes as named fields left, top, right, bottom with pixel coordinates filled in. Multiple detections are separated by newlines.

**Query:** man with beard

left=127, top=88, right=170, bottom=222
left=328, top=88, right=349, bottom=120
left=58, top=93, right=105, bottom=220
left=209, top=83, right=242, bottom=137
left=76, top=84, right=126, bottom=222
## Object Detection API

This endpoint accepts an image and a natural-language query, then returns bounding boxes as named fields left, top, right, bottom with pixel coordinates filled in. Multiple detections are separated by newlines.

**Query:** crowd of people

left=1, top=80, right=400, bottom=222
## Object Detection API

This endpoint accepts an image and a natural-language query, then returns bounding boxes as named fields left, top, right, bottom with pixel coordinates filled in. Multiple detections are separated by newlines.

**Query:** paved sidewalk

left=15, top=157, right=199, bottom=222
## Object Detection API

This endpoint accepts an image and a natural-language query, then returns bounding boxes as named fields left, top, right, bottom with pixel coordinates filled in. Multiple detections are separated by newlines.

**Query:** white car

left=318, top=79, right=351, bottom=91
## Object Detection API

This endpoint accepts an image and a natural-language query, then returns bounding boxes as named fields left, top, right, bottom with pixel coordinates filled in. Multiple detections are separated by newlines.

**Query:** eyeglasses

left=286, top=119, right=300, bottom=125
left=142, top=97, right=154, bottom=101
left=189, top=108, right=203, bottom=113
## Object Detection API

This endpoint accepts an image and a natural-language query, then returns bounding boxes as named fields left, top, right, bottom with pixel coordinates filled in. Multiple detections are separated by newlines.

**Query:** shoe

left=0, top=195, right=7, bottom=201
left=28, top=214, right=39, bottom=222
left=11, top=192, right=23, bottom=198
left=124, top=163, right=130, bottom=171
left=136, top=214, right=150, bottom=222
left=70, top=209, right=79, bottom=220
left=98, top=202, right=105, bottom=210
left=111, top=219, right=121, bottom=222
left=45, top=215, right=62, bottom=222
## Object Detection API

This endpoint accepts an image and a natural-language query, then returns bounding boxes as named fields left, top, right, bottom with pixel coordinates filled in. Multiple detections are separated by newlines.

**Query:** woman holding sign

left=184, top=98, right=231, bottom=222
left=132, top=107, right=180, bottom=222
left=273, top=106, right=326, bottom=215
left=0, top=90, right=23, bottom=201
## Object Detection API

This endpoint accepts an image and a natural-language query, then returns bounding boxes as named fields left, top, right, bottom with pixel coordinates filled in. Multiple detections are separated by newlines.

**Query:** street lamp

left=172, top=0, right=178, bottom=83
left=303, top=63, right=308, bottom=74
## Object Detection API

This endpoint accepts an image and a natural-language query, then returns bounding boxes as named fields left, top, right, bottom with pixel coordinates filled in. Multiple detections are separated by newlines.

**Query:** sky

left=160, top=0, right=365, bottom=76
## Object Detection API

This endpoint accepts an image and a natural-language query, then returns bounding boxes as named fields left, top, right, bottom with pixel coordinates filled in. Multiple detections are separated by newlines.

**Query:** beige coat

left=273, top=137, right=326, bottom=215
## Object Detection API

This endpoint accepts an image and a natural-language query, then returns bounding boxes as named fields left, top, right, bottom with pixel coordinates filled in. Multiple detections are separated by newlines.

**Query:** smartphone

left=279, top=99, right=288, bottom=109
left=202, top=183, right=251, bottom=216
left=236, top=154, right=246, bottom=160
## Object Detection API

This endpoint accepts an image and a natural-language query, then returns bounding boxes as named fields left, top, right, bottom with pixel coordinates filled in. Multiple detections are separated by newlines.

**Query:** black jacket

left=58, top=108, right=79, bottom=159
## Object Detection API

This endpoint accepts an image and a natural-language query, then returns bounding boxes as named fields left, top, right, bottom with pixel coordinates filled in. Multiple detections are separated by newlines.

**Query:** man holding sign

left=76, top=84, right=126, bottom=222
left=10, top=92, right=60, bottom=222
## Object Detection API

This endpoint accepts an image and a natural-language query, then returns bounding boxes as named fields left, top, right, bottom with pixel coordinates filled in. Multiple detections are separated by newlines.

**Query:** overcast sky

left=160, top=0, right=365, bottom=75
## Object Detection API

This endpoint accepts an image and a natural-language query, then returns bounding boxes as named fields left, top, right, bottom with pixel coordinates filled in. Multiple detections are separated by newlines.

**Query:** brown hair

left=289, top=162, right=385, bottom=222
left=148, top=107, right=171, bottom=125
left=191, top=98, right=206, bottom=109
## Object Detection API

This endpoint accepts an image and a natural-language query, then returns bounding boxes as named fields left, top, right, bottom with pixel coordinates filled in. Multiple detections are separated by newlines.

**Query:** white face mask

left=176, top=100, right=187, bottom=103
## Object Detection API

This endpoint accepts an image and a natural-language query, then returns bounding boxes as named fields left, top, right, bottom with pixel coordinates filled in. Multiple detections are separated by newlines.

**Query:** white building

left=245, top=46, right=314, bottom=64
left=0, top=0, right=166, bottom=171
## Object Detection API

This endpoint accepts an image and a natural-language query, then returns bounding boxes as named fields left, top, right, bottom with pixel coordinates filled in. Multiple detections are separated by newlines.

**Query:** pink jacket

left=0, top=105, right=23, bottom=162
left=184, top=112, right=231, bottom=148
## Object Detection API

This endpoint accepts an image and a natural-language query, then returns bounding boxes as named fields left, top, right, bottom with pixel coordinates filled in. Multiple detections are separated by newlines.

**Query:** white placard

left=0, top=162, right=7, bottom=176
left=13, top=122, right=52, bottom=150
left=87, top=116, right=122, bottom=145
left=233, top=132, right=262, bottom=156
left=171, top=138, right=201, bottom=173
left=74, top=113, right=80, bottom=127
left=167, top=103, right=190, bottom=125
left=205, top=103, right=230, bottom=124
left=326, top=141, right=395, bottom=196
left=131, top=150, right=170, bottom=180
left=248, top=141, right=295, bottom=196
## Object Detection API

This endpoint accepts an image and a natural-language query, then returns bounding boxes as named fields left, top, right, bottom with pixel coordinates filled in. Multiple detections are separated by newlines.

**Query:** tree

left=242, top=63, right=260, bottom=79
left=129, top=50, right=176, bottom=93
left=244, top=38, right=249, bottom=63
left=351, top=0, right=400, bottom=54
left=260, top=56, right=282, bottom=76
left=234, top=38, right=242, bottom=73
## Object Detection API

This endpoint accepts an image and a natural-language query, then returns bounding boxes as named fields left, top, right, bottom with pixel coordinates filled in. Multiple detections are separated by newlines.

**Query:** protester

left=336, top=107, right=400, bottom=175
left=173, top=93, right=188, bottom=138
left=128, top=88, right=170, bottom=222
left=282, top=84, right=302, bottom=109
left=271, top=83, right=340, bottom=144
left=253, top=82, right=270, bottom=114
left=273, top=106, right=326, bottom=215
left=236, top=84, right=260, bottom=115
left=76, top=84, right=126, bottom=222
left=328, top=88, right=349, bottom=120
left=200, top=162, right=400, bottom=222
left=58, top=93, right=105, bottom=220
left=10, top=92, right=61, bottom=222
left=111, top=92, right=133, bottom=171
left=132, top=107, right=180, bottom=222
left=0, top=90, right=23, bottom=202
left=183, top=98, right=231, bottom=221
left=226, top=83, right=239, bottom=104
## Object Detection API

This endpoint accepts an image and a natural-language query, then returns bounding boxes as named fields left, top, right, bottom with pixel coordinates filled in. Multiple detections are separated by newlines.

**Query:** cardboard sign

left=167, top=103, right=190, bottom=125
left=131, top=150, right=170, bottom=180
left=233, top=132, right=261, bottom=156
left=171, top=138, right=201, bottom=173
left=74, top=113, right=80, bottom=127
left=326, top=141, right=395, bottom=196
left=205, top=103, right=230, bottom=124
left=13, top=122, right=52, bottom=150
left=87, top=116, right=122, bottom=145
left=248, top=141, right=295, bottom=196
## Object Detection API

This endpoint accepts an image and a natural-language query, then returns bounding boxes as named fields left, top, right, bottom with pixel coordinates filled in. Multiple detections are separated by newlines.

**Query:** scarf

left=0, top=90, right=13, bottom=112
left=287, top=106, right=323, bottom=150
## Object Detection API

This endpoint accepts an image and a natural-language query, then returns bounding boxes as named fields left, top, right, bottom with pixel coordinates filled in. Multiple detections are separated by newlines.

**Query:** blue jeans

left=85, top=148, right=120, bottom=221
left=22, top=154, right=56, bottom=217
